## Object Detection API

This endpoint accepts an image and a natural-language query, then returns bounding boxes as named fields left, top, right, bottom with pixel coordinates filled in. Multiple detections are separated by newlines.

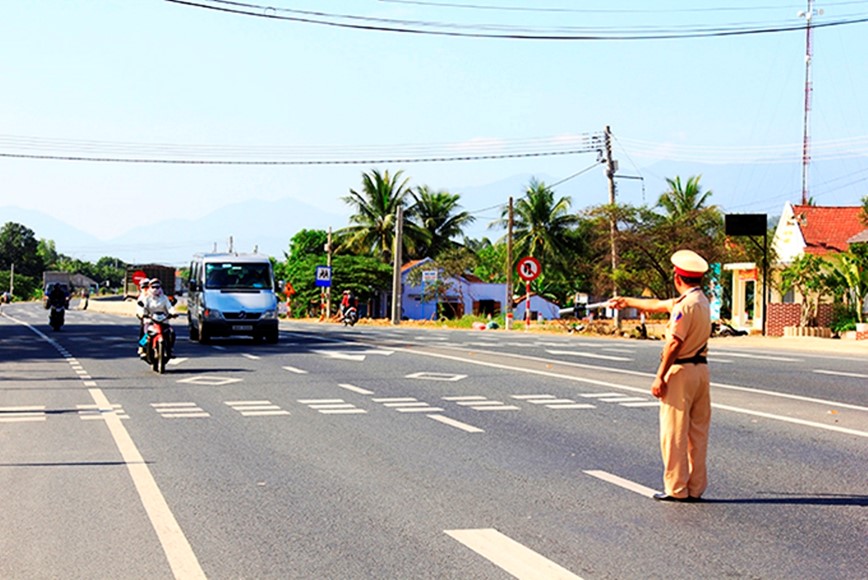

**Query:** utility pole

left=325, top=226, right=332, bottom=319
left=505, top=196, right=514, bottom=330
left=391, top=206, right=404, bottom=325
left=798, top=0, right=820, bottom=205
left=604, top=126, right=621, bottom=330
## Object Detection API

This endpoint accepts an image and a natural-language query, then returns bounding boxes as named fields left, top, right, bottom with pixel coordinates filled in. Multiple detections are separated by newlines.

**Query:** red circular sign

left=131, top=270, right=148, bottom=285
left=516, top=256, right=541, bottom=282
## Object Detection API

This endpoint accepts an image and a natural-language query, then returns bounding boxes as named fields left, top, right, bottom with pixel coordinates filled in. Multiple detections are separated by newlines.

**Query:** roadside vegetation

left=3, top=172, right=867, bottom=330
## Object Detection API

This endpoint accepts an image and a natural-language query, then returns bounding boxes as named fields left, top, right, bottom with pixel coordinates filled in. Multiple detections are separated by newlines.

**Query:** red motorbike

left=140, top=312, right=176, bottom=374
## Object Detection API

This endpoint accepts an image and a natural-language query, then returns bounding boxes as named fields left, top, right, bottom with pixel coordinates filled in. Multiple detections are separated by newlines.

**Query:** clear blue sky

left=2, top=1, right=866, bottom=259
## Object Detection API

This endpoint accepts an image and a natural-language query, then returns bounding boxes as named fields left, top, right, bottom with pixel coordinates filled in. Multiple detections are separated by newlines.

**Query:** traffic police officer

left=609, top=249, right=711, bottom=502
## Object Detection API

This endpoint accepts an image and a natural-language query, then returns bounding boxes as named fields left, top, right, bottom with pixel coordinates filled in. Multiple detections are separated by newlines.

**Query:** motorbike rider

left=135, top=278, right=151, bottom=351
left=47, top=283, right=70, bottom=309
left=137, top=278, right=176, bottom=357
left=340, top=289, right=357, bottom=316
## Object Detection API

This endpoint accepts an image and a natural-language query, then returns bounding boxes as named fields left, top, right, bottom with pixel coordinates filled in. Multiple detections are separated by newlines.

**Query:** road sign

left=131, top=270, right=148, bottom=286
left=516, top=256, right=541, bottom=282
left=315, top=266, right=332, bottom=287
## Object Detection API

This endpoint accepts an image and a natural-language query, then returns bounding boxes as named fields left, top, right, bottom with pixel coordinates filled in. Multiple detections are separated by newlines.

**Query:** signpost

left=422, top=269, right=437, bottom=320
left=516, top=256, right=541, bottom=329
left=315, top=266, right=332, bottom=321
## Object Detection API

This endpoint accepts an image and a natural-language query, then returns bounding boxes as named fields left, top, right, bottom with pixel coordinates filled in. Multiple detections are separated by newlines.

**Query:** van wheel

left=265, top=330, right=279, bottom=344
left=188, top=324, right=199, bottom=341
left=198, top=321, right=210, bottom=344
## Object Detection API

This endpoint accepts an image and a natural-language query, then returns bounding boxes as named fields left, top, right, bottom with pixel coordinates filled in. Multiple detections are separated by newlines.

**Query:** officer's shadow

left=702, top=492, right=868, bottom=507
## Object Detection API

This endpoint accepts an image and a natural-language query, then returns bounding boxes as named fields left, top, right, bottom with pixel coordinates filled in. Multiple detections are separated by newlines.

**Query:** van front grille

left=223, top=311, right=260, bottom=321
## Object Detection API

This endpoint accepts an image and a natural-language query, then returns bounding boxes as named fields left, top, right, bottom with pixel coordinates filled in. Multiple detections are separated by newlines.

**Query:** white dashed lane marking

left=511, top=394, right=595, bottom=410
left=373, top=397, right=444, bottom=413
left=0, top=406, right=46, bottom=423
left=225, top=400, right=289, bottom=417
left=151, top=402, right=210, bottom=419
left=298, top=398, right=367, bottom=414
left=442, top=396, right=520, bottom=411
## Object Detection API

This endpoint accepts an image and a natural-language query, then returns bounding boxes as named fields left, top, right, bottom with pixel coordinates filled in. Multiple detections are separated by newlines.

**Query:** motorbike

left=140, top=312, right=176, bottom=374
left=49, top=303, right=65, bottom=331
left=341, top=305, right=358, bottom=327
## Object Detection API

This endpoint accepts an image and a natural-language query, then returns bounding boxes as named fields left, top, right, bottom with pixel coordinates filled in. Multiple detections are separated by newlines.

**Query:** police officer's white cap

left=671, top=249, right=709, bottom=278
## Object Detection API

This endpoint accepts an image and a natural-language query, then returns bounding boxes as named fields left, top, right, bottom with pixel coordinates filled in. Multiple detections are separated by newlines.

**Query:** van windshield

left=204, top=263, right=271, bottom=290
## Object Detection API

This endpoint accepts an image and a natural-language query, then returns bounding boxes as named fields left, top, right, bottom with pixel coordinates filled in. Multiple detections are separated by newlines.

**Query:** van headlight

left=262, top=309, right=277, bottom=320
left=203, top=308, right=223, bottom=321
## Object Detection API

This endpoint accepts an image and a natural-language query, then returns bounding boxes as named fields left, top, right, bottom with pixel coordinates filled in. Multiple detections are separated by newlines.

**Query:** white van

left=187, top=253, right=279, bottom=343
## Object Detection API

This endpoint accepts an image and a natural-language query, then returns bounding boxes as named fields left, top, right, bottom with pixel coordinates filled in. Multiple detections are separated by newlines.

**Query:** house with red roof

left=724, top=202, right=867, bottom=335
left=773, top=203, right=866, bottom=262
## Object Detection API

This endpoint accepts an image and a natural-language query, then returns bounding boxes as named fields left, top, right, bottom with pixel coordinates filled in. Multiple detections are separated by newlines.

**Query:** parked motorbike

left=140, top=312, right=176, bottom=373
left=49, top=303, right=65, bottom=331
left=341, top=306, right=359, bottom=327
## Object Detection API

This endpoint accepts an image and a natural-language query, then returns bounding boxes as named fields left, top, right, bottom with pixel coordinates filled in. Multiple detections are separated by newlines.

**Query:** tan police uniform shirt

left=667, top=287, right=711, bottom=359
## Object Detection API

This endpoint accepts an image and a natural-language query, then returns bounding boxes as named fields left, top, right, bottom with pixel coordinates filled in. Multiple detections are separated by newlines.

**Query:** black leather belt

left=674, top=354, right=707, bottom=365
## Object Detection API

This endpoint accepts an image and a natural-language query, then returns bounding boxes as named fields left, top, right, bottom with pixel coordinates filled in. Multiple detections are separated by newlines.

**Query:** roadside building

left=725, top=202, right=867, bottom=335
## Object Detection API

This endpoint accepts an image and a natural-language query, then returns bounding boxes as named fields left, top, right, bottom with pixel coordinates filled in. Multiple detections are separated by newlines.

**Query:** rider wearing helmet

left=137, top=278, right=176, bottom=357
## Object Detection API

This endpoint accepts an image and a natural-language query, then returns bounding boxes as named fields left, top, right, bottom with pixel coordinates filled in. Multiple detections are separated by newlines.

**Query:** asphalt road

left=1, top=302, right=866, bottom=579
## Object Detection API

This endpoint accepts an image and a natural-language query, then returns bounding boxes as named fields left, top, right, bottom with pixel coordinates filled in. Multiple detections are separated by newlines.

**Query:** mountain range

left=2, top=159, right=864, bottom=267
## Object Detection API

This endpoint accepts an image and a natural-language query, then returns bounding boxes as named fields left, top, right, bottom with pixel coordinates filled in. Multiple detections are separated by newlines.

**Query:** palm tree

left=407, top=185, right=476, bottom=258
left=657, top=175, right=713, bottom=219
left=338, top=169, right=416, bottom=263
left=491, top=178, right=579, bottom=273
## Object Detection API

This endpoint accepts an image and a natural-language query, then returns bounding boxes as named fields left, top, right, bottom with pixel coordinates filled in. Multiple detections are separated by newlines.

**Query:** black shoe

left=653, top=492, right=690, bottom=502
left=685, top=496, right=703, bottom=503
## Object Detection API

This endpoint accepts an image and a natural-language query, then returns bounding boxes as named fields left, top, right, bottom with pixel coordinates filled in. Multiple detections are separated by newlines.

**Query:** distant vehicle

left=140, top=312, right=176, bottom=373
left=42, top=271, right=74, bottom=295
left=124, top=265, right=176, bottom=299
left=186, top=253, right=279, bottom=344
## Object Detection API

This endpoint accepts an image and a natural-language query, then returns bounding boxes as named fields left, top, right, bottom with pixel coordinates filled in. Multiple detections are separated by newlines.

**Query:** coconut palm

left=657, top=175, right=713, bottom=219
left=491, top=178, right=579, bottom=273
left=407, top=185, right=476, bottom=258
left=338, top=169, right=418, bottom=263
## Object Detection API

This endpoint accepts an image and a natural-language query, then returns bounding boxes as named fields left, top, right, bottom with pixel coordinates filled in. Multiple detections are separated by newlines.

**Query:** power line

left=379, top=0, right=868, bottom=15
left=0, top=149, right=596, bottom=165
left=165, top=0, right=868, bottom=41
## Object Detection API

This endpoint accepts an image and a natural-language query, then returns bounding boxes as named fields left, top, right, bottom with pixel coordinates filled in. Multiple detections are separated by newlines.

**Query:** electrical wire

left=165, top=0, right=868, bottom=41
left=378, top=0, right=868, bottom=15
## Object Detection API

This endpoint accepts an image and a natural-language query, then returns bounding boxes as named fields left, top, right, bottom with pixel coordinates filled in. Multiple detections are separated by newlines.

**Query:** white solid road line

left=583, top=469, right=657, bottom=498
left=339, top=383, right=374, bottom=395
left=90, top=388, right=206, bottom=579
left=713, top=351, right=801, bottom=362
left=445, top=528, right=582, bottom=580
left=545, top=349, right=631, bottom=362
left=813, top=369, right=868, bottom=379
left=427, top=414, right=484, bottom=433
left=399, top=347, right=868, bottom=437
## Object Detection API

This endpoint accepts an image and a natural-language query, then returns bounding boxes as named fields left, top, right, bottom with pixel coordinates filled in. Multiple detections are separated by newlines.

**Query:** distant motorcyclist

left=47, top=283, right=70, bottom=309
left=340, top=289, right=356, bottom=315
left=137, top=278, right=176, bottom=357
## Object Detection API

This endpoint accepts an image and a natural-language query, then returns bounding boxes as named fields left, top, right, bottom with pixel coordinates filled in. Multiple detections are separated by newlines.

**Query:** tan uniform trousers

left=660, top=362, right=711, bottom=498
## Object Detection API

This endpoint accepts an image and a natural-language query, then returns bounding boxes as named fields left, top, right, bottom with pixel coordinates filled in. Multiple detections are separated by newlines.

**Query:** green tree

left=657, top=175, right=713, bottom=219
left=779, top=254, right=828, bottom=326
left=338, top=169, right=424, bottom=263
left=825, top=247, right=868, bottom=323
left=407, top=185, right=475, bottom=259
left=0, top=222, right=44, bottom=277
left=491, top=179, right=579, bottom=278
left=282, top=229, right=391, bottom=318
